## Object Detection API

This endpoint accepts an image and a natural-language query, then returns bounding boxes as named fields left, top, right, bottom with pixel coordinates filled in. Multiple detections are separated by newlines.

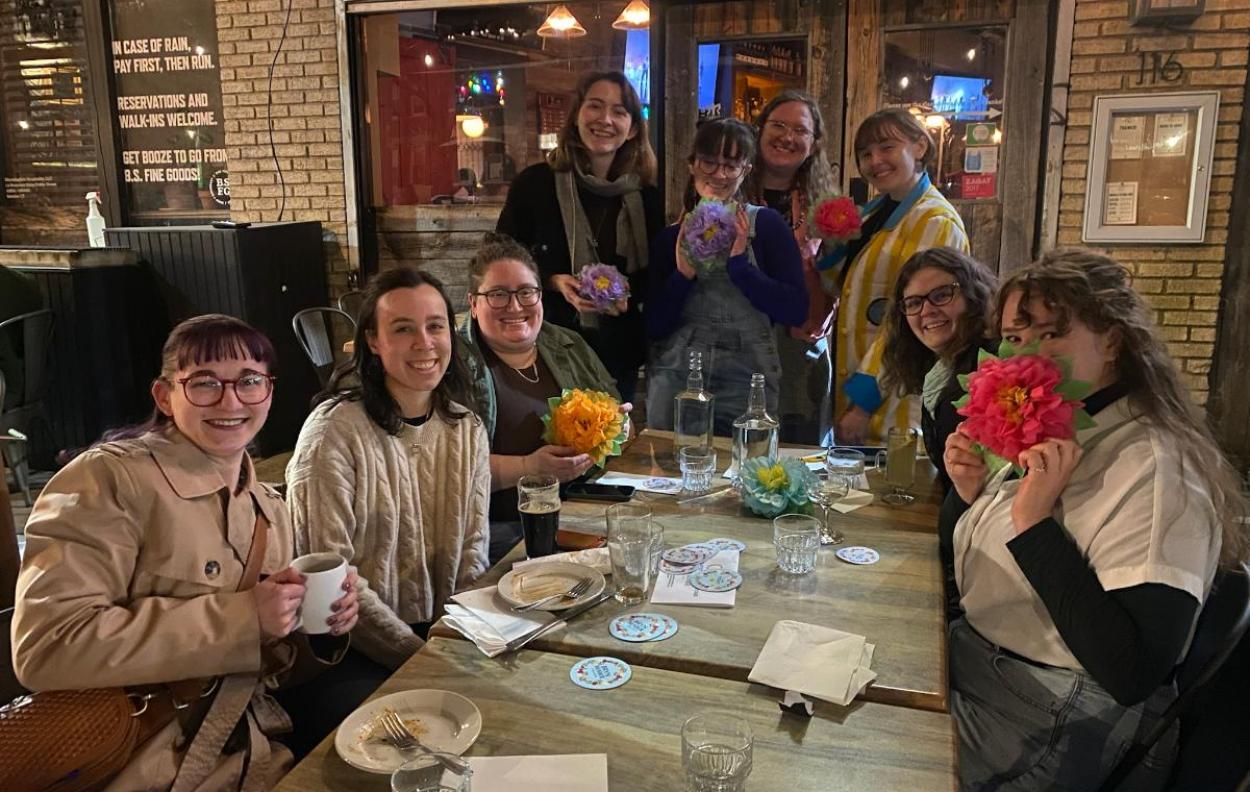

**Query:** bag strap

left=238, top=502, right=269, bottom=592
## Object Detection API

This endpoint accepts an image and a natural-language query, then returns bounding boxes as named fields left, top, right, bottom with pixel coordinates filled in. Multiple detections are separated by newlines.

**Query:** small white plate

left=334, top=689, right=482, bottom=774
left=497, top=561, right=606, bottom=612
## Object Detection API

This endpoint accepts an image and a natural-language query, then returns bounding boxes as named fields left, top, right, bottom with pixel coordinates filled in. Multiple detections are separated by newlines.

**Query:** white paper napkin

left=593, top=471, right=684, bottom=494
left=748, top=619, right=877, bottom=706
left=467, top=754, right=608, bottom=792
left=442, top=586, right=562, bottom=658
left=650, top=549, right=738, bottom=608
left=832, top=489, right=874, bottom=513
left=510, top=547, right=611, bottom=575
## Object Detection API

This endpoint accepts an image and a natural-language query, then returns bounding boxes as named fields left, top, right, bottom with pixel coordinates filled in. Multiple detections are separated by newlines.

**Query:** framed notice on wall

left=1082, top=91, right=1219, bottom=244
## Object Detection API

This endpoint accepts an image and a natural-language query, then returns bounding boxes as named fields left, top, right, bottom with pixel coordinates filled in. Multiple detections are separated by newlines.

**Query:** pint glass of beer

left=517, top=474, right=561, bottom=557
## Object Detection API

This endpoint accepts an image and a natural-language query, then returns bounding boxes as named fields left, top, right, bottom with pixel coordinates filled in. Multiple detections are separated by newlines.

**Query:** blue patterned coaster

left=570, top=656, right=632, bottom=690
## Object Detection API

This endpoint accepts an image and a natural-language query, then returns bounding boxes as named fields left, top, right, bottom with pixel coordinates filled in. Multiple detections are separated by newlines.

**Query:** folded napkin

left=748, top=619, right=877, bottom=706
left=832, top=488, right=874, bottom=514
left=467, top=754, right=608, bottom=792
left=593, top=471, right=684, bottom=494
left=510, top=547, right=611, bottom=575
left=442, top=586, right=562, bottom=658
left=650, top=549, right=738, bottom=608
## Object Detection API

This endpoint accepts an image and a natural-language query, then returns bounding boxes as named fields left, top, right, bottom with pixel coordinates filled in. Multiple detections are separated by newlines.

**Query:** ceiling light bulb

left=899, top=76, right=910, bottom=89
left=461, top=116, right=486, bottom=138
left=424, top=54, right=434, bottom=67
left=966, top=48, right=977, bottom=61
left=538, top=5, right=587, bottom=38
left=612, top=0, right=651, bottom=30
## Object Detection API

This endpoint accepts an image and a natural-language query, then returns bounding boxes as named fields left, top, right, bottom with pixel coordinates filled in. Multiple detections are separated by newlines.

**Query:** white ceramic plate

left=496, top=561, right=606, bottom=612
left=334, top=689, right=482, bottom=774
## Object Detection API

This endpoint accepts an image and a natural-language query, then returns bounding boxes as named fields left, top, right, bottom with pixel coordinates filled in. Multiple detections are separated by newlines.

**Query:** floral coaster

left=689, top=568, right=743, bottom=593
left=706, top=538, right=747, bottom=553
left=835, top=546, right=880, bottom=565
left=663, top=545, right=715, bottom=566
left=609, top=613, right=678, bottom=643
left=570, top=656, right=632, bottom=690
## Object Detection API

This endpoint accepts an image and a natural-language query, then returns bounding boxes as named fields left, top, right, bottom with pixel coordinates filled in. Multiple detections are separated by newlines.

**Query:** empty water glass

left=773, top=513, right=820, bottom=575
left=681, top=713, right=753, bottom=792
left=826, top=447, right=867, bottom=489
left=391, top=752, right=472, bottom=792
left=679, top=446, right=717, bottom=493
left=607, top=503, right=657, bottom=605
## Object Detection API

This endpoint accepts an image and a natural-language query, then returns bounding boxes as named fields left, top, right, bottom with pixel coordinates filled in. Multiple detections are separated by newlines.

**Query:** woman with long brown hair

left=496, top=70, right=663, bottom=402
left=941, top=248, right=1247, bottom=790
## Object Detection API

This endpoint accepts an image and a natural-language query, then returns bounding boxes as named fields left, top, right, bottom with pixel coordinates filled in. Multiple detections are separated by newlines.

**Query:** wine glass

left=805, top=470, right=848, bottom=545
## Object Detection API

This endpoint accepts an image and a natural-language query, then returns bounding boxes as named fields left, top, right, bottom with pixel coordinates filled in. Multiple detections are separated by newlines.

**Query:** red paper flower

left=956, top=354, right=1081, bottom=464
left=809, top=195, right=863, bottom=243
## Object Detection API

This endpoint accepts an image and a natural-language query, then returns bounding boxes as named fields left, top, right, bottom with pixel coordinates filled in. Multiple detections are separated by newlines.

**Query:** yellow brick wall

left=214, top=0, right=351, bottom=294
left=1058, top=0, right=1249, bottom=404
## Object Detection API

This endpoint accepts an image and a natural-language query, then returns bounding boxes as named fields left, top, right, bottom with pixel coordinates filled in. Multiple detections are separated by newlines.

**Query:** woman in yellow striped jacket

left=818, top=109, right=969, bottom=445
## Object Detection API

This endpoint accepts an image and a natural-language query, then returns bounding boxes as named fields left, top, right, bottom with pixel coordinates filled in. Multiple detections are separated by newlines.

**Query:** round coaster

left=642, top=477, right=682, bottom=494
left=663, top=545, right=715, bottom=565
left=689, top=568, right=743, bottom=592
left=652, top=616, right=679, bottom=642
left=835, top=546, right=880, bottom=565
left=609, top=613, right=677, bottom=642
left=659, top=558, right=701, bottom=574
left=570, top=656, right=632, bottom=690
left=706, top=538, right=747, bottom=553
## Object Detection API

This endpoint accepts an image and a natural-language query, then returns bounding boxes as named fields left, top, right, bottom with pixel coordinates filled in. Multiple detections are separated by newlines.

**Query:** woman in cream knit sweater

left=282, top=268, right=489, bottom=755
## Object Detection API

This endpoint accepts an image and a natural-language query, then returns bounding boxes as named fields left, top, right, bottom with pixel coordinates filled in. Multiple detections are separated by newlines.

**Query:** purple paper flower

left=578, top=263, right=630, bottom=312
left=681, top=199, right=737, bottom=269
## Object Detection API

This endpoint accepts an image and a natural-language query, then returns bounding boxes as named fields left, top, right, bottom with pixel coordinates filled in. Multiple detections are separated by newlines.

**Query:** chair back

left=1099, top=562, right=1250, bottom=791
left=291, top=307, right=355, bottom=387
left=0, top=310, right=54, bottom=412
left=0, top=607, right=29, bottom=705
left=337, top=290, right=365, bottom=323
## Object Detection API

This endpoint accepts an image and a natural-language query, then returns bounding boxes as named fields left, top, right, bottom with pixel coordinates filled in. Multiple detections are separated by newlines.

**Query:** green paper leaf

left=957, top=373, right=972, bottom=390
left=952, top=394, right=970, bottom=410
left=976, top=348, right=998, bottom=365
left=1074, top=409, right=1097, bottom=430
left=996, top=339, right=1018, bottom=358
left=1055, top=378, right=1095, bottom=402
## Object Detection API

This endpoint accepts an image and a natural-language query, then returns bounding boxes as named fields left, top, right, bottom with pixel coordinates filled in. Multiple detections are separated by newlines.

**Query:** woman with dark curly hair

left=879, top=246, right=997, bottom=493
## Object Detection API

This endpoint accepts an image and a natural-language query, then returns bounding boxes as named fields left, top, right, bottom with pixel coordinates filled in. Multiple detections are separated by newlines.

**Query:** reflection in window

left=882, top=26, right=1006, bottom=200
left=696, top=39, right=806, bottom=123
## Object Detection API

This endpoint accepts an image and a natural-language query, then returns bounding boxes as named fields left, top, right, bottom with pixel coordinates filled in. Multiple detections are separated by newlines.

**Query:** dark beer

left=519, top=500, right=560, bottom=558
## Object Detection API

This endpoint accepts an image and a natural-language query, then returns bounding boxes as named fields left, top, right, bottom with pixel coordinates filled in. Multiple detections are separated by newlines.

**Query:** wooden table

left=274, top=637, right=958, bottom=792
left=432, top=431, right=949, bottom=712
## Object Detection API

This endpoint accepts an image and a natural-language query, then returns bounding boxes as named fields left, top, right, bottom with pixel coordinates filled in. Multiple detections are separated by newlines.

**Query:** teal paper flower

left=739, top=456, right=815, bottom=518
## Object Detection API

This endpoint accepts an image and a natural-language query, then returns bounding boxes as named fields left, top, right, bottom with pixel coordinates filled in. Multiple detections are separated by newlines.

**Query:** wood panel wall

left=375, top=205, right=499, bottom=312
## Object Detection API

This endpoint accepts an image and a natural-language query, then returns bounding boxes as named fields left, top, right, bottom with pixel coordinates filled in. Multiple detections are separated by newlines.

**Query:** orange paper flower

left=541, top=388, right=627, bottom=467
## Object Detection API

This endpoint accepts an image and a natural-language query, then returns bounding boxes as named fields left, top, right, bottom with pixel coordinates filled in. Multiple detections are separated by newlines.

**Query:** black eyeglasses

left=694, top=156, right=749, bottom=179
left=176, top=373, right=275, bottom=407
left=899, top=283, right=961, bottom=316
left=473, top=286, right=542, bottom=309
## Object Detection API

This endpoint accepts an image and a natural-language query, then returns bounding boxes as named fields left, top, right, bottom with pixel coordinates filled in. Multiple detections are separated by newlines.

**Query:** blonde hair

left=996, top=248, right=1247, bottom=566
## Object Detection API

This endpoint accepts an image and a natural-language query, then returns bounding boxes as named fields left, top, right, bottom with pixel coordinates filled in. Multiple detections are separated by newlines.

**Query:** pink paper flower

left=809, top=195, right=862, bottom=243
left=956, top=354, right=1081, bottom=463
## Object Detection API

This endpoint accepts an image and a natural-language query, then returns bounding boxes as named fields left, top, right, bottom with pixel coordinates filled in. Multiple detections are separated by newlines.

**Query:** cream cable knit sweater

left=286, top=398, right=491, bottom=668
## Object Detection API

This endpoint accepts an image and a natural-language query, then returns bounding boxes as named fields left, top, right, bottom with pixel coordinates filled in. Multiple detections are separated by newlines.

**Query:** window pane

left=697, top=39, right=806, bottom=123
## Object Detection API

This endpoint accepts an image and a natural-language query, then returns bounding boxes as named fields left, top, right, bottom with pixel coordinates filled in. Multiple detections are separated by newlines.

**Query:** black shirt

left=481, top=343, right=559, bottom=523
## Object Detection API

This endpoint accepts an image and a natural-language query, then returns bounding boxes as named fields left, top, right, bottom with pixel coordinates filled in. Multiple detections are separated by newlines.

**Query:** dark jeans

left=489, top=520, right=524, bottom=567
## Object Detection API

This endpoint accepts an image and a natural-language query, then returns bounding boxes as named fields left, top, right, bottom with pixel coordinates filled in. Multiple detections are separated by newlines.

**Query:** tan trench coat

left=12, top=428, right=301, bottom=791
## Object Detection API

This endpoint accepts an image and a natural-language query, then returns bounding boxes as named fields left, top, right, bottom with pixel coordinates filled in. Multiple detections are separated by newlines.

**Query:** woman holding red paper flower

left=940, top=249, right=1247, bottom=791
left=746, top=91, right=840, bottom=444
left=819, top=108, right=969, bottom=445
left=646, top=117, right=806, bottom=434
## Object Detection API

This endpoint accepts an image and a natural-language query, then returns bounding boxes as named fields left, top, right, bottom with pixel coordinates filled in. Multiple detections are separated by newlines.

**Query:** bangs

left=854, top=117, right=916, bottom=154
left=692, top=118, right=756, bottom=163
left=172, top=315, right=277, bottom=371
left=1001, top=281, right=1073, bottom=336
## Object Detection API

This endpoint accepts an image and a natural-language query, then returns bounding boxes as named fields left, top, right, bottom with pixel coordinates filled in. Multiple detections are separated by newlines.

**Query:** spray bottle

left=85, top=192, right=106, bottom=247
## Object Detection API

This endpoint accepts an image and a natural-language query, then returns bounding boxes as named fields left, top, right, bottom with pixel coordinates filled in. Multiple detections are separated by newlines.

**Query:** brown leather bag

left=0, top=510, right=269, bottom=791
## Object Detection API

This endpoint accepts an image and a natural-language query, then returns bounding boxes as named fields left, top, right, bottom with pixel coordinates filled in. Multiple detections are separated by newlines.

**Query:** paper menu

left=650, top=549, right=738, bottom=608
left=1104, top=181, right=1139, bottom=225
left=467, top=754, right=608, bottom=792
left=1110, top=115, right=1146, bottom=160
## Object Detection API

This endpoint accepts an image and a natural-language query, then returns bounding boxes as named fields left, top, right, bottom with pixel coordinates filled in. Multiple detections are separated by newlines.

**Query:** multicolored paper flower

left=681, top=198, right=738, bottom=271
left=739, top=456, right=816, bottom=518
left=541, top=388, right=628, bottom=467
left=953, top=342, right=1094, bottom=473
left=578, top=264, right=630, bottom=312
left=809, top=194, right=862, bottom=243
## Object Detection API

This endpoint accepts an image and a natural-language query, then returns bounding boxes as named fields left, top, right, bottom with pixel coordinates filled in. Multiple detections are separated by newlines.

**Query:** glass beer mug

left=875, top=427, right=919, bottom=506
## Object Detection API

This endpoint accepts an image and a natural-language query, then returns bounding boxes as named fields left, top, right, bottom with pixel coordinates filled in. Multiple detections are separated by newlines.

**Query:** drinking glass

left=875, top=428, right=919, bottom=506
left=681, top=713, right=753, bottom=792
left=826, top=447, right=867, bottom=490
left=607, top=503, right=657, bottom=605
left=772, top=513, right=820, bottom=575
left=391, top=753, right=472, bottom=792
left=804, top=471, right=849, bottom=545
left=517, top=474, right=560, bottom=557
left=679, top=446, right=717, bottom=493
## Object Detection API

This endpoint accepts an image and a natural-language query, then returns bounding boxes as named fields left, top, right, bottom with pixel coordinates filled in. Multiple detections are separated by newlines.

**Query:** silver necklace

left=513, top=362, right=540, bottom=383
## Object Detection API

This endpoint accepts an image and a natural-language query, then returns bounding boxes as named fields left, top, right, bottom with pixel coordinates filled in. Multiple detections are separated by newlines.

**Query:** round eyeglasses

left=473, top=286, right=542, bottom=309
left=899, top=283, right=961, bottom=316
left=176, top=373, right=275, bottom=407
left=763, top=119, right=815, bottom=140
left=693, top=156, right=749, bottom=179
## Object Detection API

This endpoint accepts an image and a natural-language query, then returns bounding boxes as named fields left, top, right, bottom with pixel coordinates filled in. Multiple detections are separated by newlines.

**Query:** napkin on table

left=442, top=586, right=563, bottom=658
left=748, top=619, right=877, bottom=706
left=467, top=754, right=608, bottom=792
left=832, top=489, right=874, bottom=513
left=510, top=547, right=611, bottom=575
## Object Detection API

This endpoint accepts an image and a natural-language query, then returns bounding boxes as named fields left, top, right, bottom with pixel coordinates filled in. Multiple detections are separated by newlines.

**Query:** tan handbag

left=0, top=510, right=269, bottom=791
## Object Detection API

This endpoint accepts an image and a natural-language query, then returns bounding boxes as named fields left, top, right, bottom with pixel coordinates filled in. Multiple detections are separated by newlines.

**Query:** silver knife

left=503, top=589, right=615, bottom=653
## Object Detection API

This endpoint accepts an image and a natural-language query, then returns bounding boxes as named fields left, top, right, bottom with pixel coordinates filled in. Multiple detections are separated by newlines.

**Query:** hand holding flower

left=550, top=274, right=597, bottom=313
left=541, top=388, right=628, bottom=468
left=1011, top=438, right=1083, bottom=534
left=674, top=232, right=698, bottom=280
left=945, top=430, right=989, bottom=505
left=525, top=445, right=594, bottom=483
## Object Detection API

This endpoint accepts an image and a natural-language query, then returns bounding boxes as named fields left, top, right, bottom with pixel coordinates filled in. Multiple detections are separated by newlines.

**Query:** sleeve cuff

left=843, top=372, right=883, bottom=413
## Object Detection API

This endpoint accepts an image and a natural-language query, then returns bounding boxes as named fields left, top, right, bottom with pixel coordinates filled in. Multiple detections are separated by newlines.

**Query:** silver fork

left=380, top=710, right=470, bottom=774
left=511, top=577, right=593, bottom=612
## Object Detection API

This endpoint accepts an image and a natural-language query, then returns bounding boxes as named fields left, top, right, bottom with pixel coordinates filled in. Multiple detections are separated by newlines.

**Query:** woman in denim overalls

left=646, top=118, right=807, bottom=435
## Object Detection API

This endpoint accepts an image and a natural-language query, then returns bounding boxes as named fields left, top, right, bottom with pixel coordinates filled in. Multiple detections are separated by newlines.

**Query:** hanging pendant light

left=537, top=5, right=586, bottom=38
left=612, top=0, right=650, bottom=30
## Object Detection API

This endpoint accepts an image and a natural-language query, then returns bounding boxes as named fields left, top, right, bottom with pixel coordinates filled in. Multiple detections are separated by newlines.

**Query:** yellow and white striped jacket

left=816, top=173, right=968, bottom=444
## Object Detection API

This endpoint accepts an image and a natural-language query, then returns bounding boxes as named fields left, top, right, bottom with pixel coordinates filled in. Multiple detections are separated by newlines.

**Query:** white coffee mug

left=290, top=552, right=348, bottom=634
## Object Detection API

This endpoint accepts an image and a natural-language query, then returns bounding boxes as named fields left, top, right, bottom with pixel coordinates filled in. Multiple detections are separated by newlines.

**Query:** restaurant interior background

left=2, top=0, right=1250, bottom=468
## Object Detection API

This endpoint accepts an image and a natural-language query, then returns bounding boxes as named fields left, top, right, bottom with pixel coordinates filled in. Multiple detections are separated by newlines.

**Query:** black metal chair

left=337, top=290, right=365, bottom=323
left=1099, top=562, right=1250, bottom=792
left=0, top=310, right=54, bottom=507
left=0, top=607, right=29, bottom=705
left=292, top=307, right=355, bottom=388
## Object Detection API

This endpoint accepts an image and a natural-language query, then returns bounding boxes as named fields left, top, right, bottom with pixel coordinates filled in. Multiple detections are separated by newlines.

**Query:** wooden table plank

left=434, top=501, right=948, bottom=712
left=274, top=637, right=958, bottom=792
